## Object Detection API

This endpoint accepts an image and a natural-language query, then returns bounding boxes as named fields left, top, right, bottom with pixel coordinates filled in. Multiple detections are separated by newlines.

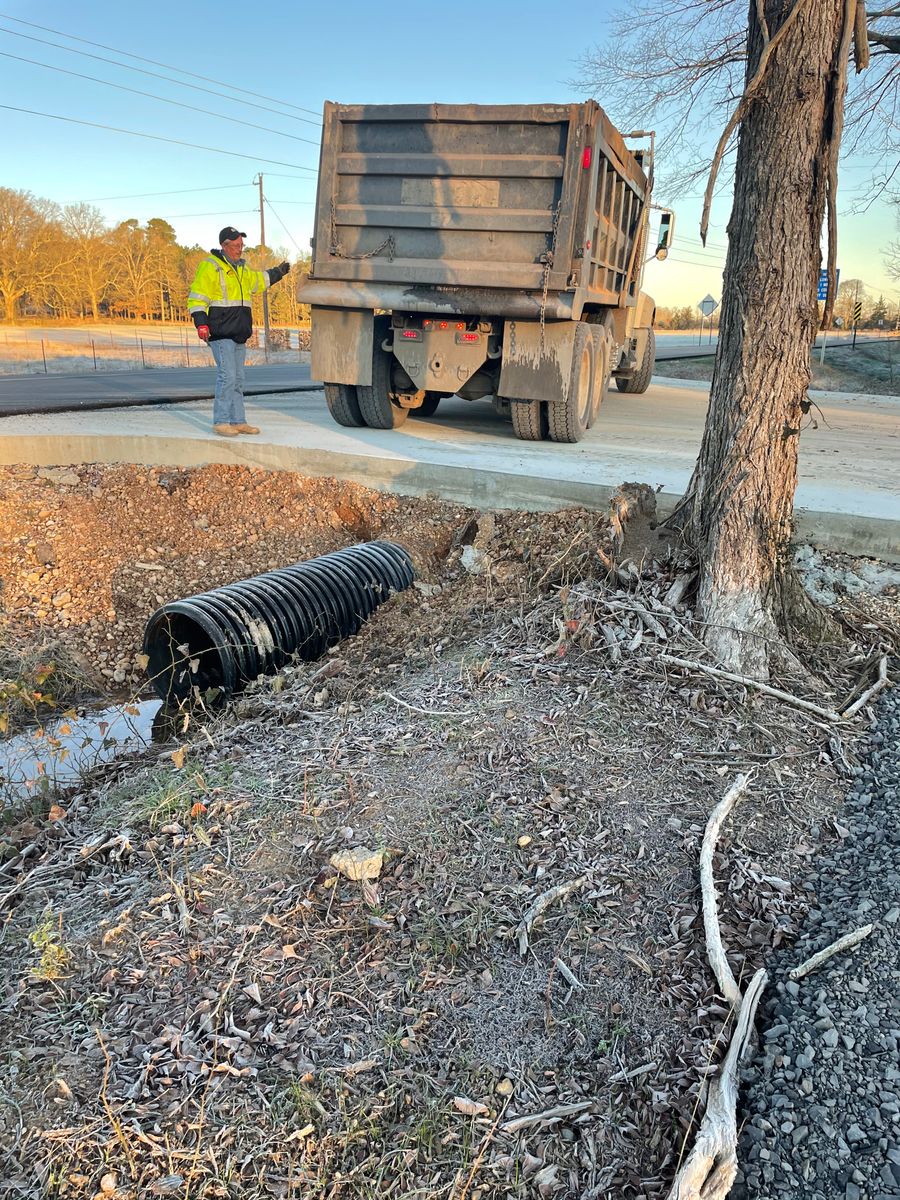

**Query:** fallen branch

left=383, top=690, right=474, bottom=718
left=700, top=775, right=750, bottom=1011
left=659, top=653, right=843, bottom=723
left=609, top=1060, right=658, bottom=1084
left=789, top=924, right=874, bottom=981
left=840, top=655, right=889, bottom=720
left=516, top=876, right=587, bottom=955
left=501, top=1100, right=593, bottom=1135
left=667, top=968, right=768, bottom=1200
left=553, top=957, right=584, bottom=992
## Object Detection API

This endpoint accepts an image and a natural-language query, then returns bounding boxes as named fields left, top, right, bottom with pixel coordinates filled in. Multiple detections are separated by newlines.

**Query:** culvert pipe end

left=143, top=540, right=415, bottom=703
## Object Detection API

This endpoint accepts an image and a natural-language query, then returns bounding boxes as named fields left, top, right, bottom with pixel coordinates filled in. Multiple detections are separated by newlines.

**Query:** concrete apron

left=2, top=428, right=898, bottom=564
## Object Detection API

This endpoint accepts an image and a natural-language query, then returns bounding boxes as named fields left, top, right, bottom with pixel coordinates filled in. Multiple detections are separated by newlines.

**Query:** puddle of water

left=1, top=698, right=163, bottom=802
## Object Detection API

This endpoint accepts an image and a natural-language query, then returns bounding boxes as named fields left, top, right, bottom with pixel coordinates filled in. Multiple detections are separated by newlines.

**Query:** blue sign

left=818, top=268, right=840, bottom=301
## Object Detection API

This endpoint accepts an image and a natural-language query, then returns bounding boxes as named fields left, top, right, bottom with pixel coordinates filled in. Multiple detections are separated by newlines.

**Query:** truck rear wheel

left=548, top=323, right=594, bottom=443
left=616, top=328, right=655, bottom=395
left=510, top=398, right=549, bottom=441
left=588, top=338, right=609, bottom=428
left=324, top=383, right=365, bottom=427
left=357, top=320, right=409, bottom=429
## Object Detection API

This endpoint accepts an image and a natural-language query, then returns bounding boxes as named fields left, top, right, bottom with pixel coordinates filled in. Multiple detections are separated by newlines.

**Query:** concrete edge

left=0, top=381, right=320, bottom=418
left=2, top=431, right=898, bottom=563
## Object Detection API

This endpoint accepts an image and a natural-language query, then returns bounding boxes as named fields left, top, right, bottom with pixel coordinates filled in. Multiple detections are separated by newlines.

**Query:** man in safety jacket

left=188, top=225, right=291, bottom=436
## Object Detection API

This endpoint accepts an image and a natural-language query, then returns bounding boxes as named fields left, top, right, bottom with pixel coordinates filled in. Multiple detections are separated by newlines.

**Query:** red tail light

left=582, top=146, right=592, bottom=169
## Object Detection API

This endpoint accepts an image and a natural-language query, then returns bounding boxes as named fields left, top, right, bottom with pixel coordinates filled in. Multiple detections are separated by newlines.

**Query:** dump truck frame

left=300, top=101, right=673, bottom=443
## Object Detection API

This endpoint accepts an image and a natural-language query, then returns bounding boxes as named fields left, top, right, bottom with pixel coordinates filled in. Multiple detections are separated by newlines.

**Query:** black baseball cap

left=219, top=226, right=247, bottom=244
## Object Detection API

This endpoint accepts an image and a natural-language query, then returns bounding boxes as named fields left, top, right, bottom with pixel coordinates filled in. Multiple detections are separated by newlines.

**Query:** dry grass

left=1, top=496, right=879, bottom=1199
left=658, top=339, right=900, bottom=395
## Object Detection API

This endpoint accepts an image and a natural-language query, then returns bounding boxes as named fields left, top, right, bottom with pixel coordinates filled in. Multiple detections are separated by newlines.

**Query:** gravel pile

left=736, top=683, right=900, bottom=1200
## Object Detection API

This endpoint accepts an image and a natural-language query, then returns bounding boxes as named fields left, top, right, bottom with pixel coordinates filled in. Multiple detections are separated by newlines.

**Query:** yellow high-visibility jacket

left=188, top=251, right=288, bottom=344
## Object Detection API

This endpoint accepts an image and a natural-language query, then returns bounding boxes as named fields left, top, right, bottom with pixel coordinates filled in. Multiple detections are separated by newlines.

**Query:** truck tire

left=357, top=320, right=409, bottom=429
left=324, top=383, right=365, bottom=427
left=510, top=398, right=549, bottom=440
left=588, top=337, right=609, bottom=428
left=616, top=328, right=655, bottom=394
left=548, top=323, right=594, bottom=443
left=411, top=392, right=442, bottom=418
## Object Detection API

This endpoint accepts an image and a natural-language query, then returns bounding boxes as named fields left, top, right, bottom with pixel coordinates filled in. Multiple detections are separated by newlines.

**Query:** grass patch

left=28, top=911, right=71, bottom=981
left=657, top=339, right=900, bottom=395
left=0, top=626, right=94, bottom=736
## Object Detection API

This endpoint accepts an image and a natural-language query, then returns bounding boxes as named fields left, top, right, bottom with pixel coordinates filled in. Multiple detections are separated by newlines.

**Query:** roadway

left=0, top=331, right=891, bottom=417
left=2, top=377, right=897, bottom=561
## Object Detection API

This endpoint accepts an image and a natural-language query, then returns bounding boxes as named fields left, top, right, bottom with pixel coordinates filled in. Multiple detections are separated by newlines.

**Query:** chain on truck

left=298, top=101, right=674, bottom=444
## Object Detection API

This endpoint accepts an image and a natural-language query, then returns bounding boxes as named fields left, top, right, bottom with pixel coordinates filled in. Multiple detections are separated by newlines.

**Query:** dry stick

left=501, top=1100, right=593, bottom=1135
left=382, top=690, right=474, bottom=718
left=700, top=0, right=811, bottom=244
left=854, top=0, right=870, bottom=70
left=667, top=968, right=769, bottom=1200
left=701, top=775, right=750, bottom=1012
left=823, top=0, right=859, bottom=328
left=95, top=1028, right=138, bottom=1177
left=841, top=655, right=890, bottom=719
left=456, top=1096, right=511, bottom=1200
left=659, top=653, right=843, bottom=723
left=516, top=876, right=587, bottom=955
left=789, top=923, right=874, bottom=981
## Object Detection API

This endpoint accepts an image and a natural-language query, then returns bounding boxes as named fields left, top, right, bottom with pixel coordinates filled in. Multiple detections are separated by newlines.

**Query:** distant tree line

left=0, top=187, right=310, bottom=327
left=655, top=283, right=895, bottom=332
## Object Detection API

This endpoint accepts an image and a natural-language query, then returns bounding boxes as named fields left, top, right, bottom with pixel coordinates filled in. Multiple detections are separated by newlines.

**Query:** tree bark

left=684, top=0, right=851, bottom=678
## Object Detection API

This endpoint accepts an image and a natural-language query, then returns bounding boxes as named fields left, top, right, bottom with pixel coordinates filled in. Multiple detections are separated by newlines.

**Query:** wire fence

left=0, top=326, right=312, bottom=376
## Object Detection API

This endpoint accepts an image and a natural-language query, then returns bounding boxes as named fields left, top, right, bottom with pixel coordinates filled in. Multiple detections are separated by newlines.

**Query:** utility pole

left=255, top=173, right=271, bottom=361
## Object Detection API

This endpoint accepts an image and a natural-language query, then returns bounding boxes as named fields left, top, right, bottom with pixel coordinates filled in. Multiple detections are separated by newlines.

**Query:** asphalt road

left=0, top=363, right=317, bottom=416
left=0, top=332, right=893, bottom=417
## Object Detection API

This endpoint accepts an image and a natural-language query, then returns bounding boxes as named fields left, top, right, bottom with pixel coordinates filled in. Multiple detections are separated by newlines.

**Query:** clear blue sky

left=2, top=0, right=896, bottom=311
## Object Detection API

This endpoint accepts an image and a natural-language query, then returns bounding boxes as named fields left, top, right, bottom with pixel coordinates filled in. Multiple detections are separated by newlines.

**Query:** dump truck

left=299, top=101, right=674, bottom=443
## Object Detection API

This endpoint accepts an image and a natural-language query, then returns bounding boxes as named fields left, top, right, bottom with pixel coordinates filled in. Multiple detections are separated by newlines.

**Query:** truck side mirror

left=656, top=211, right=675, bottom=260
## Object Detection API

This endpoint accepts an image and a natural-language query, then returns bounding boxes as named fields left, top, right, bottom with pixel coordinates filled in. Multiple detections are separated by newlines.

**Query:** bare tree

left=62, top=204, right=115, bottom=321
left=575, top=0, right=898, bottom=200
left=576, top=2, right=878, bottom=679
left=0, top=188, right=63, bottom=322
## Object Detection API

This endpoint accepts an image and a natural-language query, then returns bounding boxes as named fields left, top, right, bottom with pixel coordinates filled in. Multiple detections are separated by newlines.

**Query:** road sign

left=852, top=301, right=863, bottom=324
left=817, top=268, right=840, bottom=301
left=698, top=294, right=718, bottom=317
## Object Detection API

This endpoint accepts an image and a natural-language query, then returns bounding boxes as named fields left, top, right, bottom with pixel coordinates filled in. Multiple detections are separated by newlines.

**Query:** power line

left=0, top=25, right=322, bottom=130
left=0, top=104, right=318, bottom=170
left=145, top=210, right=259, bottom=219
left=82, top=181, right=316, bottom=201
left=0, top=49, right=321, bottom=147
left=264, top=197, right=306, bottom=257
left=82, top=183, right=254, bottom=201
left=0, top=12, right=323, bottom=121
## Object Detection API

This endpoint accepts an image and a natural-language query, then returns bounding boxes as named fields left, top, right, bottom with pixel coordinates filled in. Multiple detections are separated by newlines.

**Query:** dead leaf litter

left=0, top=462, right=895, bottom=1198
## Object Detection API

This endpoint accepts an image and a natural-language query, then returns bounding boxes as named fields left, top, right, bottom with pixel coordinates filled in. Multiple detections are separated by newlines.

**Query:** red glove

left=197, top=325, right=210, bottom=342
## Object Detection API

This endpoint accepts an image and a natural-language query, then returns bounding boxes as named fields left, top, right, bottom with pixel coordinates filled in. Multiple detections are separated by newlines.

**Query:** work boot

left=213, top=424, right=240, bottom=437
left=234, top=423, right=260, bottom=435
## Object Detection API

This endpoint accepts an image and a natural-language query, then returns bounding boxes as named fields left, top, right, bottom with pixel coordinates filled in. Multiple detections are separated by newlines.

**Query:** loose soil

left=657, top=340, right=900, bottom=396
left=0, top=463, right=895, bottom=1199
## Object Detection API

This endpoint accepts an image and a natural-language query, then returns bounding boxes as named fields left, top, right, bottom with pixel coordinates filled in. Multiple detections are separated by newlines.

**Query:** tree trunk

left=685, top=0, right=850, bottom=678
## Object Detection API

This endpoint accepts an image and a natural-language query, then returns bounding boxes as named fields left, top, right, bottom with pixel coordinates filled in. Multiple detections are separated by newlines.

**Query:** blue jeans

left=209, top=339, right=247, bottom=425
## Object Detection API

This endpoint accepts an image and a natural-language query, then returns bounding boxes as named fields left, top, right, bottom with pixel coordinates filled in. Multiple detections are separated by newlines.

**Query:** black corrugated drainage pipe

left=143, top=541, right=414, bottom=703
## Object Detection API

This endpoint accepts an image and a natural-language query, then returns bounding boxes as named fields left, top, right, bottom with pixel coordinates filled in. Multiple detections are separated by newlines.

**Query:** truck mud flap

left=499, top=319, right=577, bottom=404
left=310, top=306, right=374, bottom=387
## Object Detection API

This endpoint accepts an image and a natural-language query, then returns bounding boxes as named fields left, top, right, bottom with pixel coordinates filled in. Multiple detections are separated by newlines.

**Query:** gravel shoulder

left=735, top=686, right=900, bottom=1200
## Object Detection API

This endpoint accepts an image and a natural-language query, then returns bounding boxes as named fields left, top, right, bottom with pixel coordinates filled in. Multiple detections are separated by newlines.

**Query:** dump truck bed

left=307, top=102, right=650, bottom=314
